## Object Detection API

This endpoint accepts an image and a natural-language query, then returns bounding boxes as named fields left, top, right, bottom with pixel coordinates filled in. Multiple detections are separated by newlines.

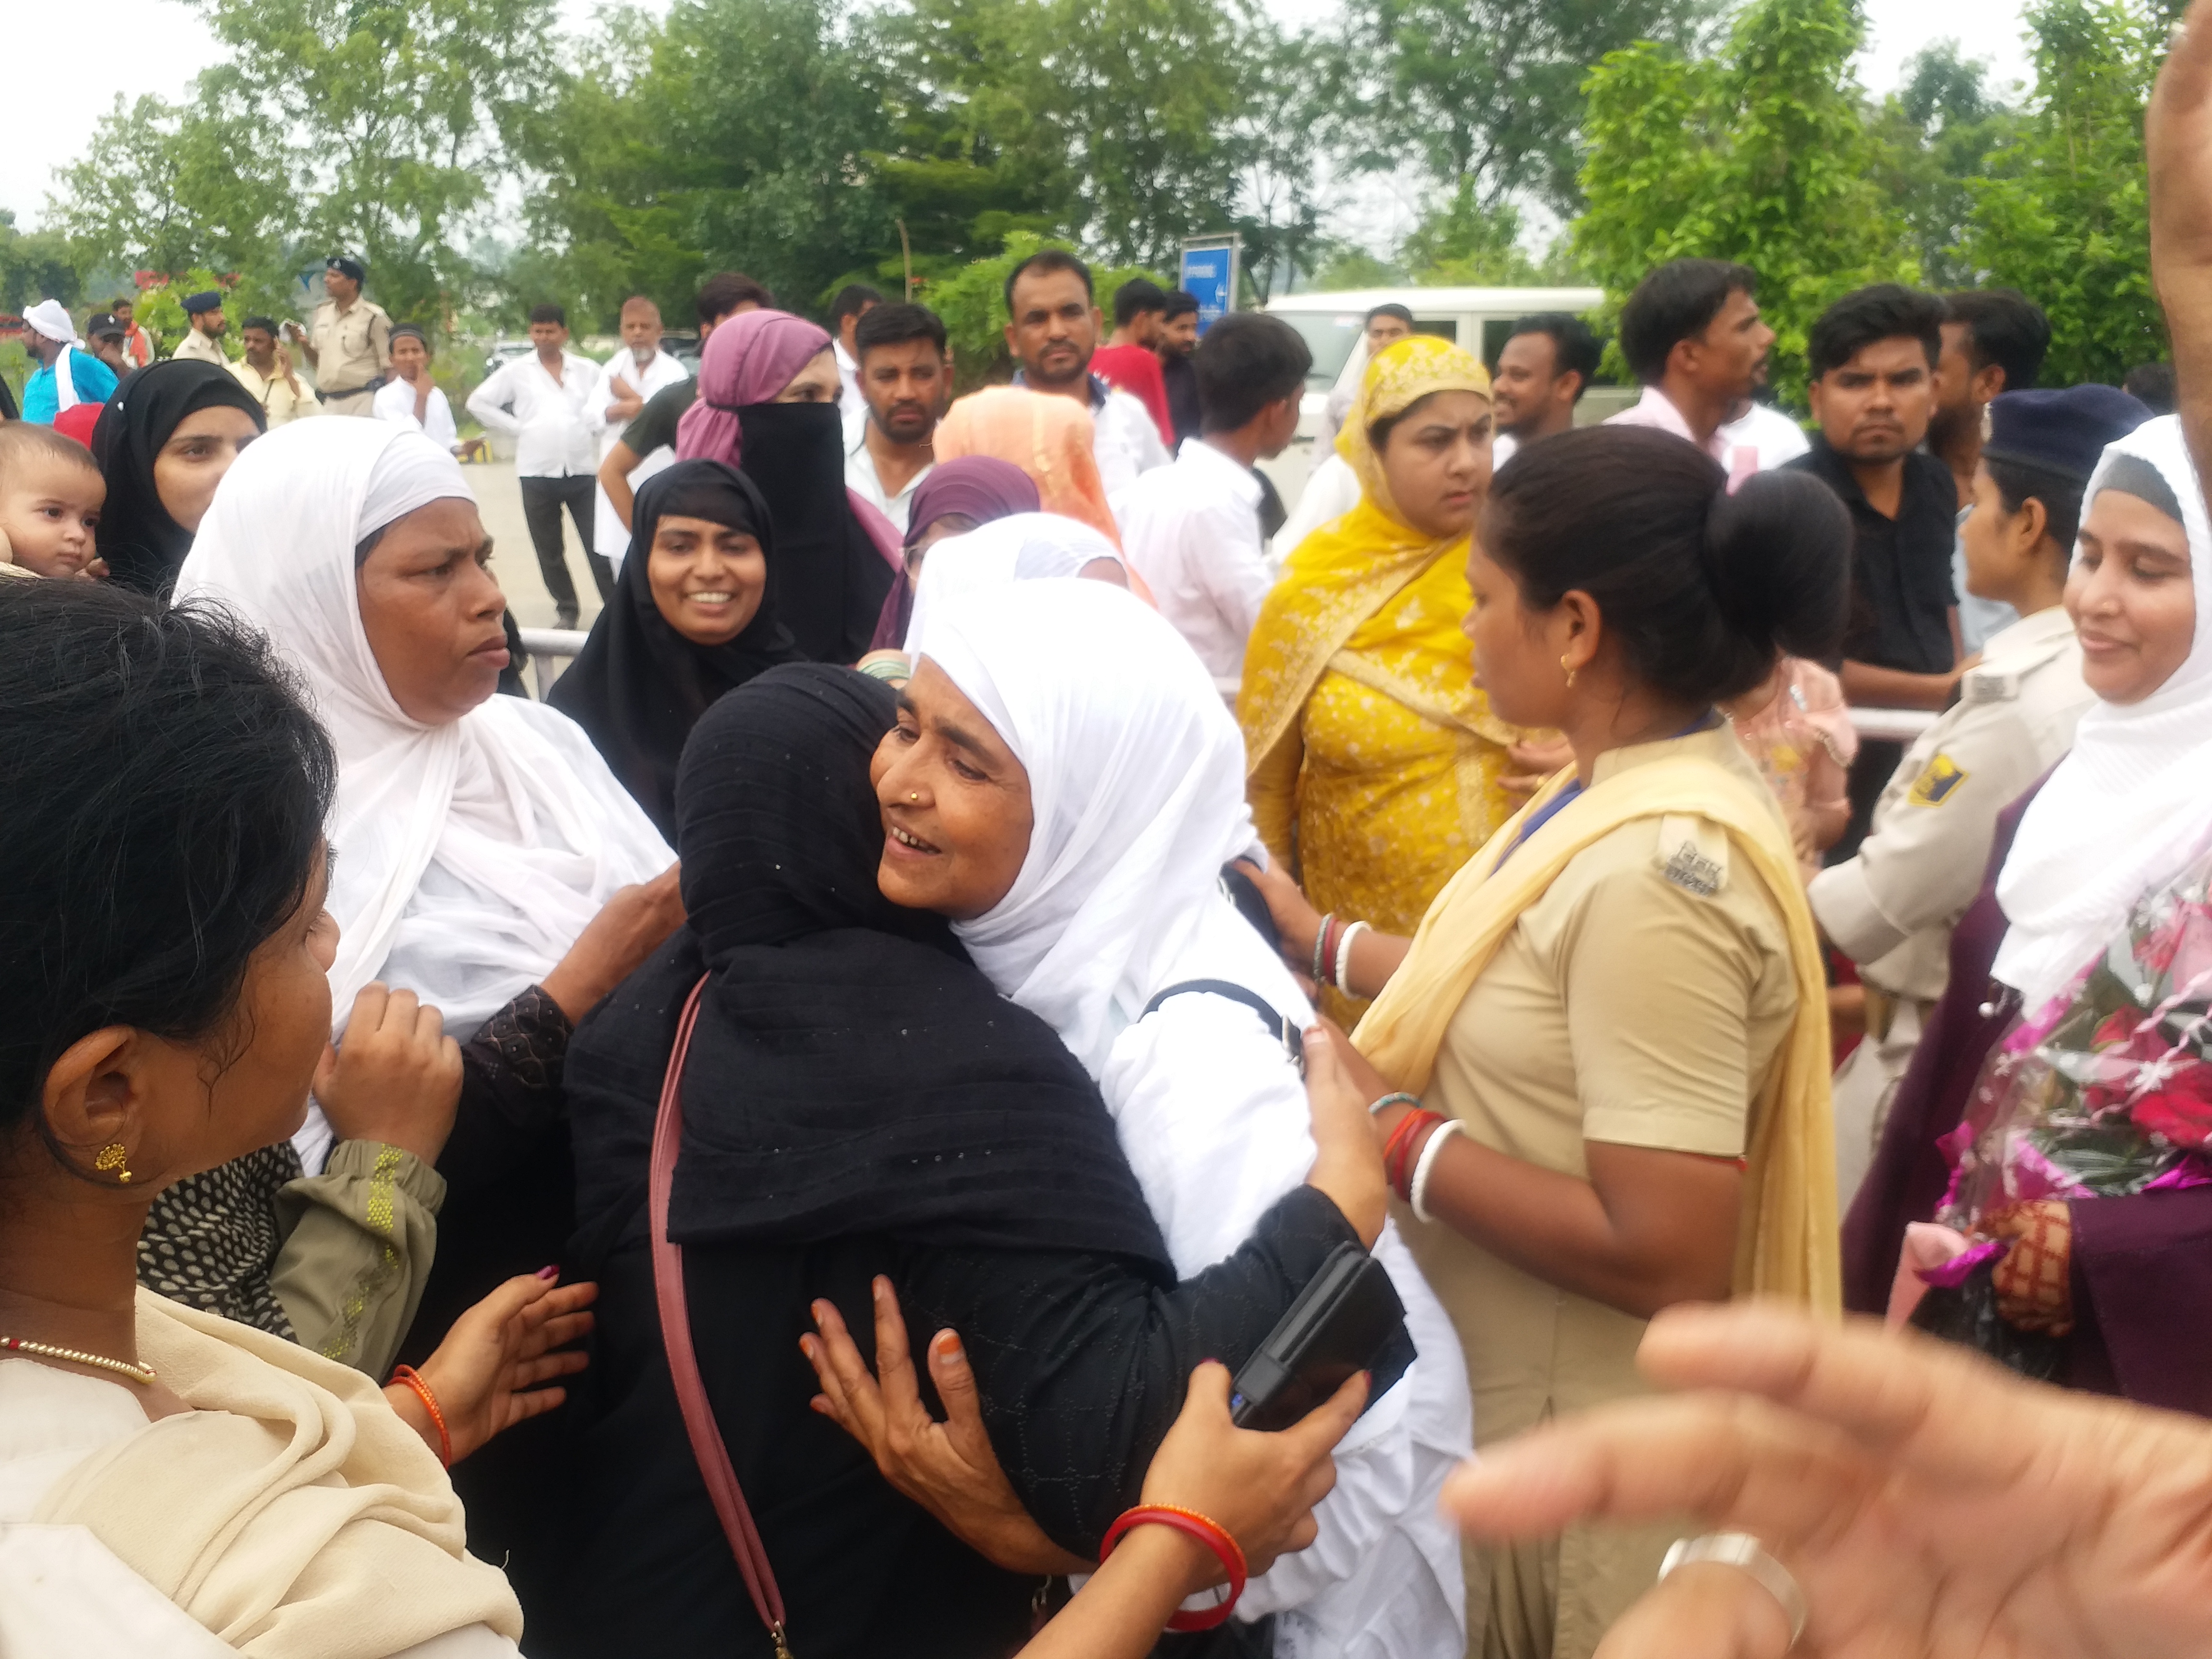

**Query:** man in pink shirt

left=1606, top=258, right=1777, bottom=487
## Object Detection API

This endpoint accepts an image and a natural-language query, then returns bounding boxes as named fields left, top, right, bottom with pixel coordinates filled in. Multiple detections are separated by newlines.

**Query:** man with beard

left=1607, top=258, right=1775, bottom=481
left=1931, top=289, right=2053, bottom=649
left=845, top=301, right=948, bottom=534
left=1002, top=250, right=1168, bottom=494
left=1157, top=288, right=1203, bottom=446
left=171, top=290, right=231, bottom=365
left=1786, top=284, right=1962, bottom=857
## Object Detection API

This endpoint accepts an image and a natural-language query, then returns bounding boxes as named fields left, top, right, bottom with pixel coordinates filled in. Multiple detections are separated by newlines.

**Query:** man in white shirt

left=1605, top=257, right=1777, bottom=487
left=1002, top=250, right=1169, bottom=496
left=1489, top=311, right=1601, bottom=470
left=591, top=295, right=692, bottom=564
left=829, top=283, right=882, bottom=420
left=1113, top=312, right=1310, bottom=680
left=845, top=302, right=946, bottom=534
left=466, top=301, right=607, bottom=626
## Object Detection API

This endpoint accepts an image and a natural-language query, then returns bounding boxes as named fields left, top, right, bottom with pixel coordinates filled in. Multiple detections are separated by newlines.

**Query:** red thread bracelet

left=391, top=1364, right=453, bottom=1468
left=1100, top=1503, right=1248, bottom=1631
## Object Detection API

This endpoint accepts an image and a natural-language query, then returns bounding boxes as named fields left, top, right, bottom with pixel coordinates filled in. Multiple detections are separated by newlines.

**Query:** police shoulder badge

left=1908, top=751, right=1969, bottom=807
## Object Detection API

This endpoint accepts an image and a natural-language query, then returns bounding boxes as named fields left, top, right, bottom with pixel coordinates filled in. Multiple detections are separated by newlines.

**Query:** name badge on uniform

left=1907, top=751, right=1969, bottom=807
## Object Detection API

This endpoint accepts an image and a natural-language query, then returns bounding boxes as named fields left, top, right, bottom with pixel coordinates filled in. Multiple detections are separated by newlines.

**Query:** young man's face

left=1366, top=314, right=1414, bottom=353
left=196, top=308, right=228, bottom=338
left=241, top=326, right=277, bottom=364
left=1684, top=288, right=1772, bottom=404
left=325, top=271, right=361, bottom=306
left=1004, top=268, right=1097, bottom=390
left=861, top=337, right=946, bottom=444
left=1491, top=331, right=1572, bottom=438
left=1121, top=306, right=1164, bottom=348
left=114, top=302, right=133, bottom=327
left=529, top=320, right=569, bottom=354
left=1158, top=311, right=1199, bottom=358
left=1807, top=336, right=1936, bottom=463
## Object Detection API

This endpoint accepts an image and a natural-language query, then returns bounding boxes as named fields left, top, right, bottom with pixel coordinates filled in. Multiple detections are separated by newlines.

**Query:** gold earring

left=94, top=1142, right=132, bottom=1185
left=1560, top=653, right=1577, bottom=690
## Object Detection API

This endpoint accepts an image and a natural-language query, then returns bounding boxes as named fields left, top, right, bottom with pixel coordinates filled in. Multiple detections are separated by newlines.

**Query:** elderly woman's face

left=777, top=347, right=842, bottom=405
left=647, top=513, right=767, bottom=646
left=356, top=497, right=508, bottom=724
left=871, top=658, right=1034, bottom=920
left=154, top=406, right=261, bottom=532
left=1376, top=389, right=1492, bottom=542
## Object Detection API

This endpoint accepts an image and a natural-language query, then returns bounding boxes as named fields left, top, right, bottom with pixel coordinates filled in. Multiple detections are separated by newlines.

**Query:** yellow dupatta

left=1238, top=336, right=1524, bottom=767
left=1353, top=756, right=1842, bottom=1312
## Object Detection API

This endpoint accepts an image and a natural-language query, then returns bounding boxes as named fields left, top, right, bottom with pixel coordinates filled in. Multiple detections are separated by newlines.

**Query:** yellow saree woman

left=1239, top=337, right=1530, bottom=1016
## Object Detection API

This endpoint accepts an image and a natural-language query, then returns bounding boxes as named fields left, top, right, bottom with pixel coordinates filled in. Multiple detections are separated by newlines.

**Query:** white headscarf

left=1994, top=414, right=2212, bottom=1011
left=24, top=299, right=76, bottom=344
left=903, top=511, right=1125, bottom=660
left=173, top=420, right=673, bottom=1164
left=923, top=579, right=1253, bottom=1076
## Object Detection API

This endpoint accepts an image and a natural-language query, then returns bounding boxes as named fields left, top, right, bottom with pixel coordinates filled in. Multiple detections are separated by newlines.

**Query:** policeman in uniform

left=171, top=291, right=231, bottom=364
left=1812, top=384, right=2153, bottom=1200
left=288, top=256, right=391, bottom=416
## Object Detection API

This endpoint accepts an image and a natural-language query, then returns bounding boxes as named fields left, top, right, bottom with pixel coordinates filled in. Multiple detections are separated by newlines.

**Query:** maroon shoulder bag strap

left=650, top=974, right=795, bottom=1658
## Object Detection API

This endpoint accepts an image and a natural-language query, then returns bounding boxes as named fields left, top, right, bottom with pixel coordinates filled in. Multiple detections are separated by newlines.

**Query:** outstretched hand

left=391, top=1272, right=597, bottom=1465
left=802, top=1277, right=1086, bottom=1575
left=1442, top=1301, right=2212, bottom=1659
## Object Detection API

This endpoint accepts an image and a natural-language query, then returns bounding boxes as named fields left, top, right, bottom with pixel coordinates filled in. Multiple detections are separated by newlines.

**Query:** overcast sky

left=1, top=0, right=2039, bottom=237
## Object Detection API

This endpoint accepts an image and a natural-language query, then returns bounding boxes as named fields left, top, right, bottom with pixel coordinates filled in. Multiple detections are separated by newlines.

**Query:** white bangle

left=1659, top=1534, right=1807, bottom=1647
left=1334, top=920, right=1369, bottom=995
left=1408, top=1119, right=1461, bottom=1223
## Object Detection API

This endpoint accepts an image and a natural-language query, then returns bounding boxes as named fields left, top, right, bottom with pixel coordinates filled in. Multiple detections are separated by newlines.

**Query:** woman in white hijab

left=171, top=418, right=681, bottom=1590
left=875, top=578, right=1472, bottom=1659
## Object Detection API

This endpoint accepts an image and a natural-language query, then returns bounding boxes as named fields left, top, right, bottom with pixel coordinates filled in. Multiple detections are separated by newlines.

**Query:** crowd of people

left=11, top=11, right=2212, bottom=1655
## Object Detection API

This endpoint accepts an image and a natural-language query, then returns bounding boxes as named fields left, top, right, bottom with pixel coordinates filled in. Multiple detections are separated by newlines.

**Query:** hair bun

left=1698, top=470, right=1851, bottom=663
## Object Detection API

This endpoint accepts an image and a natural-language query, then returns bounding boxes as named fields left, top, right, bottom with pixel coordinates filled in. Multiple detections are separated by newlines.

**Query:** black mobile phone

left=1229, top=1244, right=1415, bottom=1432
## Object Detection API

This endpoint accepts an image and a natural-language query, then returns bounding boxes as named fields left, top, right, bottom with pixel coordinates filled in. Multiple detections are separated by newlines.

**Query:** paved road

left=466, top=459, right=610, bottom=634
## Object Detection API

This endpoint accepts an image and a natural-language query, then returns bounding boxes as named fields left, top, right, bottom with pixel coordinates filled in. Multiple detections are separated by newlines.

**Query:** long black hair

left=0, top=583, right=336, bottom=1158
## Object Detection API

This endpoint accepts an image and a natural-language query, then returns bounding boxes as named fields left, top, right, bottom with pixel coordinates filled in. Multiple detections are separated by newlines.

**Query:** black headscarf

left=548, top=459, right=801, bottom=838
left=737, top=402, right=897, bottom=665
left=92, top=360, right=266, bottom=597
left=633, top=664, right=1167, bottom=1265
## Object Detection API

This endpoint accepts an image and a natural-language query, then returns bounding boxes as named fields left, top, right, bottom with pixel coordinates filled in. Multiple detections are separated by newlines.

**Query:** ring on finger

left=1659, top=1533, right=1807, bottom=1647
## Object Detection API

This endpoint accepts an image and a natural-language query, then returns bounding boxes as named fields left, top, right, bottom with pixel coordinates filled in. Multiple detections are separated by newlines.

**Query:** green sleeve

left=270, top=1139, right=446, bottom=1378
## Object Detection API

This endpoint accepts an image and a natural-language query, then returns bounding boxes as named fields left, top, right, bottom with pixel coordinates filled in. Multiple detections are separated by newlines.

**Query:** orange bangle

left=1100, top=1503, right=1248, bottom=1631
left=390, top=1363, right=452, bottom=1467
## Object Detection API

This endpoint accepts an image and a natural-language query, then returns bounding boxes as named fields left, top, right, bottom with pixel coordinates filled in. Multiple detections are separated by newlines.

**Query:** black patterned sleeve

left=438, top=986, right=575, bottom=1200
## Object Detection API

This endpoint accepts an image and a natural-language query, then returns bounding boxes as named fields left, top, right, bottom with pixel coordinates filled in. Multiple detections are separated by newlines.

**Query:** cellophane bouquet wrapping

left=1941, top=842, right=2212, bottom=1231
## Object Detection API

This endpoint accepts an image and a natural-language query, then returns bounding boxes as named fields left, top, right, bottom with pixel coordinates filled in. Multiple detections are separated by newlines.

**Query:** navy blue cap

left=1981, top=385, right=2154, bottom=483
left=180, top=290, right=224, bottom=314
left=326, top=256, right=366, bottom=282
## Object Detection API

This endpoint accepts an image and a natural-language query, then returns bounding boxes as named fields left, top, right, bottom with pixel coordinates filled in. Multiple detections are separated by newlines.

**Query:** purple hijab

left=868, top=456, right=1043, bottom=650
left=675, top=309, right=837, bottom=469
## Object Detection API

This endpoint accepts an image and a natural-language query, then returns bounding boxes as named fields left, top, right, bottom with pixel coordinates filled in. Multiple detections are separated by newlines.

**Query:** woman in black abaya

left=91, top=358, right=266, bottom=596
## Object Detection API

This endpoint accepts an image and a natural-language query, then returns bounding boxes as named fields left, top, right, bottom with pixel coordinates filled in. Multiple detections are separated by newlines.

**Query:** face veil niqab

left=92, top=359, right=266, bottom=597
left=674, top=309, right=899, bottom=664
left=1993, top=414, right=2212, bottom=1011
left=170, top=419, right=673, bottom=1167
left=548, top=459, right=800, bottom=838
left=581, top=663, right=1166, bottom=1266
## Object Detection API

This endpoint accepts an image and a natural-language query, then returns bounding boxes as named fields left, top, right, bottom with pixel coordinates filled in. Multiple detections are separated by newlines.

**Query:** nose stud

left=908, top=792, right=919, bottom=802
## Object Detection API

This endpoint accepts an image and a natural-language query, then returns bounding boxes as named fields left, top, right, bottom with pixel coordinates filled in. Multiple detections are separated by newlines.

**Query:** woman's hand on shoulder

left=314, top=981, right=462, bottom=1165
left=802, top=1276, right=1087, bottom=1576
left=541, top=862, right=685, bottom=1021
left=1299, top=1022, right=1389, bottom=1247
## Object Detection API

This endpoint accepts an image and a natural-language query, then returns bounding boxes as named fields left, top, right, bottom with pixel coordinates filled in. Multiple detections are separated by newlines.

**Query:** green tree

left=1324, top=0, right=1721, bottom=215
left=1962, top=0, right=2164, bottom=383
left=1574, top=0, right=1919, bottom=401
left=1870, top=43, right=2022, bottom=290
left=0, top=211, right=85, bottom=316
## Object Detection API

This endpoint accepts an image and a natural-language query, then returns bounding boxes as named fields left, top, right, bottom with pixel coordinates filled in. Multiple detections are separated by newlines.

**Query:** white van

left=1260, top=285, right=1630, bottom=502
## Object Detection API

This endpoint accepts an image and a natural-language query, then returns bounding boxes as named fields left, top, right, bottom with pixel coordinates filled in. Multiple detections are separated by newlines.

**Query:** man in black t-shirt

left=595, top=271, right=773, bottom=534
left=1785, top=283, right=1963, bottom=858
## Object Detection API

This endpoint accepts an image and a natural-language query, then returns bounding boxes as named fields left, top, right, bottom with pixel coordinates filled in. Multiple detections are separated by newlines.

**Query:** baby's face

left=0, top=457, right=105, bottom=578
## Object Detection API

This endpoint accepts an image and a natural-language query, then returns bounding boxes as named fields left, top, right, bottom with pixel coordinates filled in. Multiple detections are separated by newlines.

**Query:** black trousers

left=518, top=474, right=613, bottom=616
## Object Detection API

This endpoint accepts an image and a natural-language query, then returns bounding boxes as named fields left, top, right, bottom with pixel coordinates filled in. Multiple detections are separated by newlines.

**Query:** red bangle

left=1382, top=1109, right=1446, bottom=1200
left=1319, top=915, right=1342, bottom=988
left=391, top=1364, right=453, bottom=1468
left=1100, top=1503, right=1249, bottom=1631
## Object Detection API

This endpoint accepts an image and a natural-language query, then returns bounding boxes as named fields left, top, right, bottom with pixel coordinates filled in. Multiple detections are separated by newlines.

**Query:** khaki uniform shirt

left=1402, top=722, right=1799, bottom=1659
left=307, top=298, right=393, bottom=397
left=171, top=328, right=229, bottom=365
left=230, top=358, right=320, bottom=427
left=1809, top=607, right=2091, bottom=1003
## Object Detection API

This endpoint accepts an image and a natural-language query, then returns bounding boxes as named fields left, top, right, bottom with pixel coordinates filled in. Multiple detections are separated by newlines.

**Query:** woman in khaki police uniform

left=1247, top=425, right=1851, bottom=1659
left=1812, top=384, right=2152, bottom=1198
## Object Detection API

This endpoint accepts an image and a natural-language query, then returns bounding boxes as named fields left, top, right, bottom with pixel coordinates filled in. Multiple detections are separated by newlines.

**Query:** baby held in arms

left=0, top=423, right=106, bottom=579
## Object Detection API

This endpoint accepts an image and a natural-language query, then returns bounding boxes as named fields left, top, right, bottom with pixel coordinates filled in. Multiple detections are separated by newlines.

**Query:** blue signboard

left=1178, top=242, right=1236, bottom=333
